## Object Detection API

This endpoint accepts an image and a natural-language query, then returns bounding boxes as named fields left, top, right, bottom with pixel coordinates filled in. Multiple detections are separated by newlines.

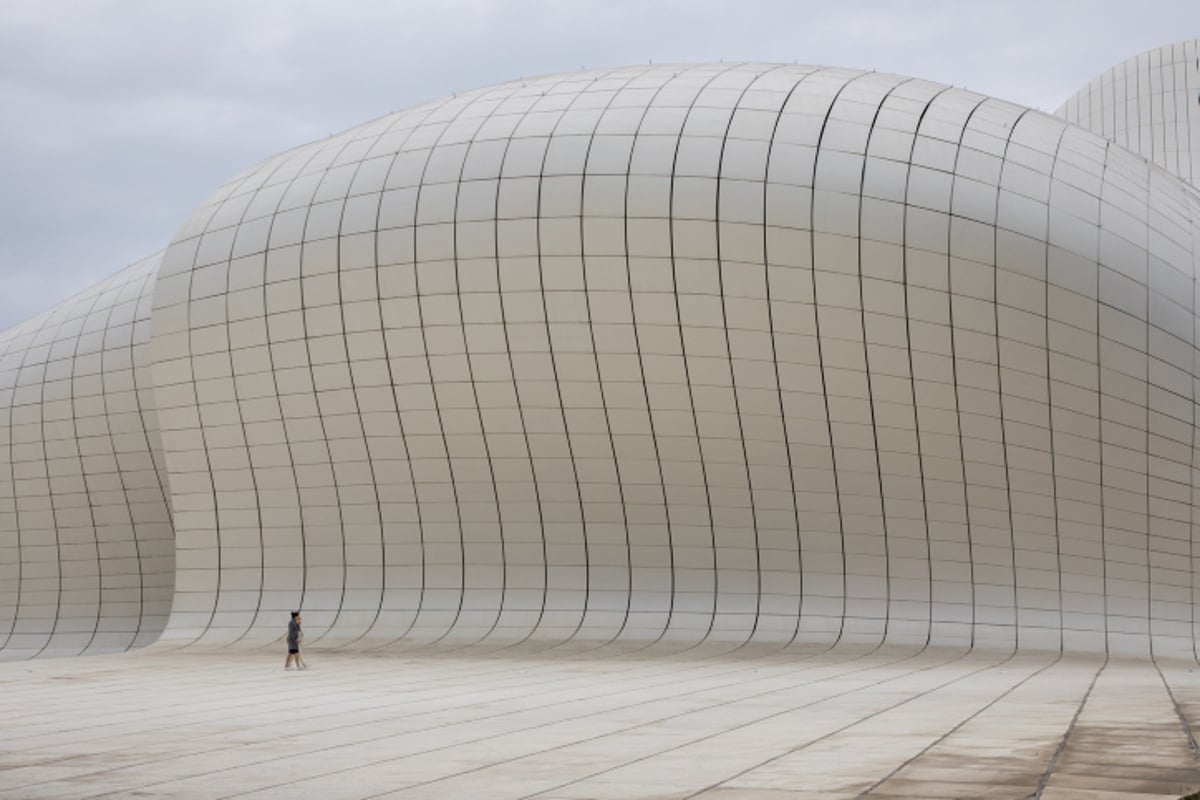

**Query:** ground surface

left=3, top=644, right=1200, bottom=799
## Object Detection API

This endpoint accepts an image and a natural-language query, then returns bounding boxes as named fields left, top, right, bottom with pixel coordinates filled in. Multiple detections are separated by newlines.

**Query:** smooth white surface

left=148, top=61, right=1200, bottom=655
left=1058, top=39, right=1200, bottom=188
left=0, top=253, right=174, bottom=659
left=3, top=50, right=1200, bottom=659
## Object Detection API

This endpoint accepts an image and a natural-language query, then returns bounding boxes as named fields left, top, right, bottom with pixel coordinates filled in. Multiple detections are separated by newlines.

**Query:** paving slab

left=1, top=648, right=1199, bottom=799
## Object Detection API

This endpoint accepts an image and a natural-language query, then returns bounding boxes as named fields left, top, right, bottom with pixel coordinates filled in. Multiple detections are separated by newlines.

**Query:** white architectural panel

left=147, top=62, right=1200, bottom=655
left=4, top=50, right=1200, bottom=659
left=1058, top=39, right=1200, bottom=187
left=0, top=254, right=174, bottom=659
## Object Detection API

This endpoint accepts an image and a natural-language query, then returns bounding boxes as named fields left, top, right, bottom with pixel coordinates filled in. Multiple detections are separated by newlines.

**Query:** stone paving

left=3, top=645, right=1200, bottom=799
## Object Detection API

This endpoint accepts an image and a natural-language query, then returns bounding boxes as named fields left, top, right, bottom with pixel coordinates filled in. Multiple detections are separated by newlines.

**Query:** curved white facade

left=0, top=254, right=174, bottom=659
left=5, top=52, right=1200, bottom=658
left=1058, top=39, right=1200, bottom=187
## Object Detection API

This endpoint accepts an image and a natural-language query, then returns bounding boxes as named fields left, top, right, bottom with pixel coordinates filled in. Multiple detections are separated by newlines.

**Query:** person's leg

left=285, top=652, right=295, bottom=670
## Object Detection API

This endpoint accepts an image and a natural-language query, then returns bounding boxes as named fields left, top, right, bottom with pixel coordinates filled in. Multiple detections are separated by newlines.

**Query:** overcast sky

left=1, top=0, right=1197, bottom=330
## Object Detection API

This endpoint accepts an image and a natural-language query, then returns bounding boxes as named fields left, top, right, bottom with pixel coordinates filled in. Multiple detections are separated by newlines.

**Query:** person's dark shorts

left=288, top=648, right=299, bottom=654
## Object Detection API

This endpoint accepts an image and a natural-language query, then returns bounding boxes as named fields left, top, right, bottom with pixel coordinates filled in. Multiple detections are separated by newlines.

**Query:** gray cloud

left=2, top=0, right=1197, bottom=329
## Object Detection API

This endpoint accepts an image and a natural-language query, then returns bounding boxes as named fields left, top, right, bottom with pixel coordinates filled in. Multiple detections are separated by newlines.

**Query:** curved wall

left=0, top=254, right=174, bottom=660
left=148, top=63, right=1200, bottom=655
left=1057, top=39, right=1200, bottom=188
left=5, top=55, right=1200, bottom=660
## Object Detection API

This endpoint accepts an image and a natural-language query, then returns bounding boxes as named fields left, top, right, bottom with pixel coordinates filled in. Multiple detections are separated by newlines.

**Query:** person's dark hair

left=291, top=611, right=300, bottom=620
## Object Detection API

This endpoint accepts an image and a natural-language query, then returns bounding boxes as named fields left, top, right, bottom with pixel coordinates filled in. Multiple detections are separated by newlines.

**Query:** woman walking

left=285, top=611, right=305, bottom=670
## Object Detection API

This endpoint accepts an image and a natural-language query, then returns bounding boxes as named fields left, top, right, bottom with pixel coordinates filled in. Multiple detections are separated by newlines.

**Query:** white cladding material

left=148, top=63, right=1200, bottom=655
left=4, top=54, right=1200, bottom=659
left=1058, top=39, right=1200, bottom=188
left=0, top=254, right=174, bottom=659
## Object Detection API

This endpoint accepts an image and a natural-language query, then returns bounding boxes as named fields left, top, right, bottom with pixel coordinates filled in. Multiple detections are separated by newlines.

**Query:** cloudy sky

left=1, top=0, right=1196, bottom=329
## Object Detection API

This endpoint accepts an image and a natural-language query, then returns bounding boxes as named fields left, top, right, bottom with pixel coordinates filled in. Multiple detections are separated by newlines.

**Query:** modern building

left=3, top=41, right=1199, bottom=660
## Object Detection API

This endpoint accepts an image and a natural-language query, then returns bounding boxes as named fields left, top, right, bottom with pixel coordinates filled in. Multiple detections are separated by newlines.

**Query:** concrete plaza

left=2, top=646, right=1199, bottom=799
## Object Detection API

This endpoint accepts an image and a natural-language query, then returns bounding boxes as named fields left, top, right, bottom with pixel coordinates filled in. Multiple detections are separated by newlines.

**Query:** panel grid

left=5, top=48, right=1200, bottom=659
left=0, top=254, right=173, bottom=659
